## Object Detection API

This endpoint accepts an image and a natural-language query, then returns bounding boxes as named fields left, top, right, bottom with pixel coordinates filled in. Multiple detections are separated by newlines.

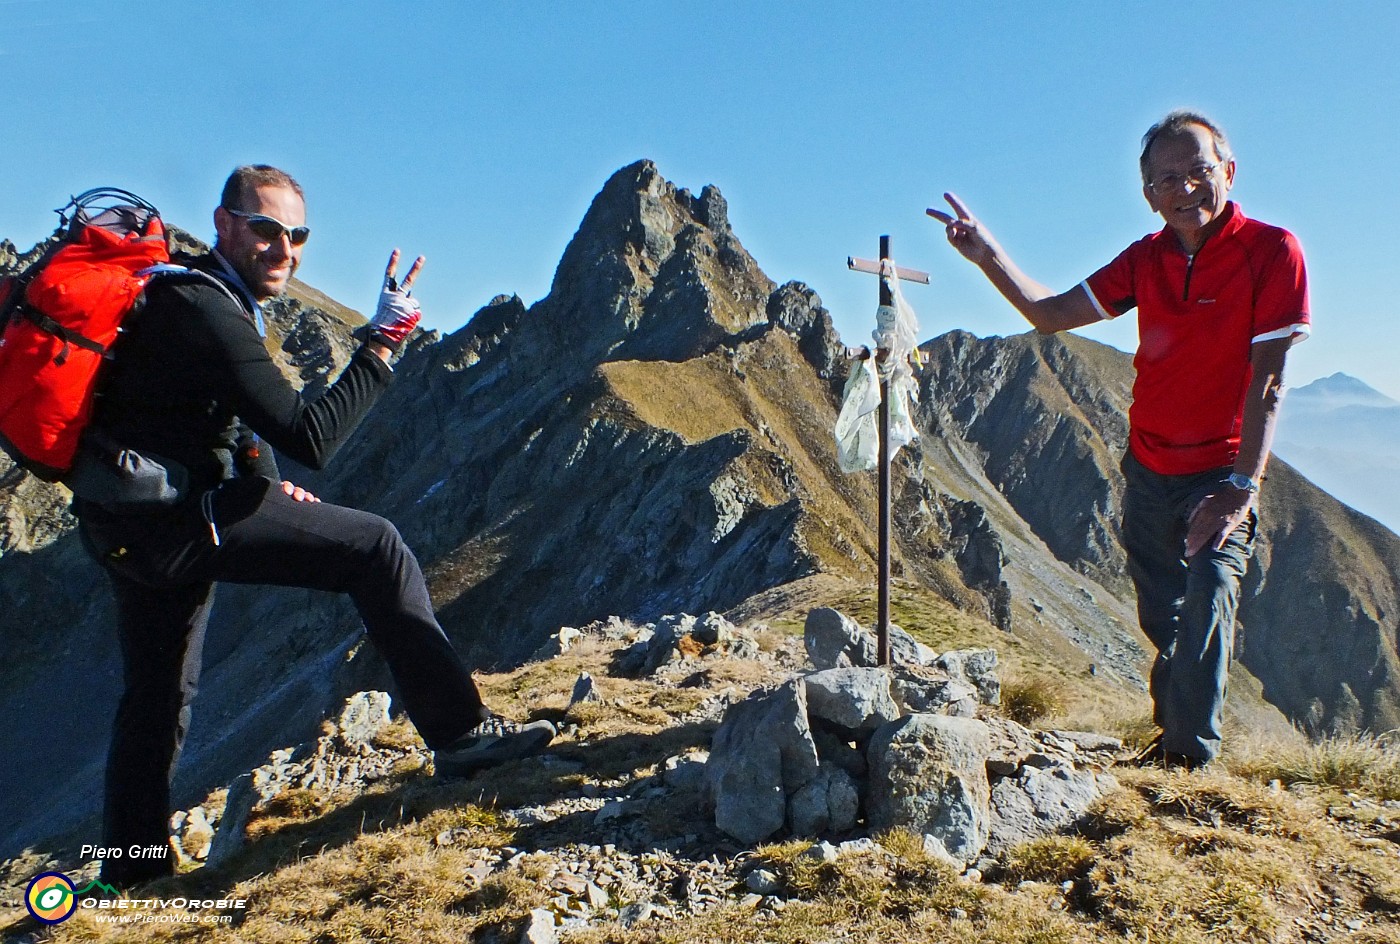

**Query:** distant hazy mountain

left=1274, top=373, right=1400, bottom=534
left=1290, top=373, right=1399, bottom=411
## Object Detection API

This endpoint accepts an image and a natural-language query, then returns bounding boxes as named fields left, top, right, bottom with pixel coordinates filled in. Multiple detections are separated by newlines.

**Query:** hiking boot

left=433, top=715, right=556, bottom=778
left=1125, top=732, right=1164, bottom=767
left=1123, top=733, right=1208, bottom=771
left=1162, top=750, right=1209, bottom=772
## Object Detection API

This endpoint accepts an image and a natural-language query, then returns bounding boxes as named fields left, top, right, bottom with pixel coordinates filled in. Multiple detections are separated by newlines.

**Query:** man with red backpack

left=73, top=165, right=554, bottom=887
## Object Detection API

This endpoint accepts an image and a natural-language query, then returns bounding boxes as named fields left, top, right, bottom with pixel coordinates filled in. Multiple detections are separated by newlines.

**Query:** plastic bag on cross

left=834, top=261, right=921, bottom=473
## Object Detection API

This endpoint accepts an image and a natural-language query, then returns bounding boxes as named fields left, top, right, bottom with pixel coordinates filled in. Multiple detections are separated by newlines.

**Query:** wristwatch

left=1227, top=472, right=1260, bottom=494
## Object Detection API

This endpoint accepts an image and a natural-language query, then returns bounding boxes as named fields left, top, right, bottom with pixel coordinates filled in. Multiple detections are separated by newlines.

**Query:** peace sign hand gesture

left=382, top=247, right=425, bottom=295
left=926, top=192, right=1001, bottom=267
left=367, top=248, right=425, bottom=354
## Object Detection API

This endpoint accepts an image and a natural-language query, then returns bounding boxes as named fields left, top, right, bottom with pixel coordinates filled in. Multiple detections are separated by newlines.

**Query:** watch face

left=1228, top=473, right=1258, bottom=493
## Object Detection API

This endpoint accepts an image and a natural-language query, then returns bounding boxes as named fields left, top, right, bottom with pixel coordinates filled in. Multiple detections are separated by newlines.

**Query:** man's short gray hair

left=1139, top=111, right=1234, bottom=184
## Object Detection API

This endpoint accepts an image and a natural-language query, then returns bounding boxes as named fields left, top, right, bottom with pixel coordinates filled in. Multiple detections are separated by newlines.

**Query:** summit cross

left=847, top=236, right=928, bottom=666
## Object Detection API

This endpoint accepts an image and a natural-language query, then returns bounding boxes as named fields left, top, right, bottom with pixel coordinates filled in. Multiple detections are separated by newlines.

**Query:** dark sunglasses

left=224, top=208, right=311, bottom=246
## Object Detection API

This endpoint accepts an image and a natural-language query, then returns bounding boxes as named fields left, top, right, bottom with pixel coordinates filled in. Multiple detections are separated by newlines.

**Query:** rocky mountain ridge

left=1, top=160, right=1397, bottom=868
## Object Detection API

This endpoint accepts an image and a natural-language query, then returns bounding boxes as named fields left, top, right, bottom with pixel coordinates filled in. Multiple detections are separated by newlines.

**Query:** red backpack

left=0, top=189, right=172, bottom=483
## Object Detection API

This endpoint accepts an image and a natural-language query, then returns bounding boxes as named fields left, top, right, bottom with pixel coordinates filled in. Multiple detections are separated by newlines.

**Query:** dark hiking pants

left=1120, top=451, right=1257, bottom=763
left=81, top=476, right=488, bottom=886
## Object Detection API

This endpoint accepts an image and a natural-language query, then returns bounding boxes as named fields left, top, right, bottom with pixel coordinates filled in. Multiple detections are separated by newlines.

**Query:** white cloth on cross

left=873, top=258, right=923, bottom=372
left=834, top=260, right=922, bottom=473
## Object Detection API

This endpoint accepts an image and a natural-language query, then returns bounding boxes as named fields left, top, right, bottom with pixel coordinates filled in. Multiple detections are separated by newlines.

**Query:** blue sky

left=4, top=1, right=1398, bottom=399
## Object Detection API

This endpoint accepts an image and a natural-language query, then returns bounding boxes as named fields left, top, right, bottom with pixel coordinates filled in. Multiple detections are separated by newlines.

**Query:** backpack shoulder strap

left=138, top=264, right=246, bottom=309
left=138, top=263, right=265, bottom=333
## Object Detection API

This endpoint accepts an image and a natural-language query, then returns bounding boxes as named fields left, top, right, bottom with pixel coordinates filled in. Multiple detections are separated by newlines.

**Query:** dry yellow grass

left=1001, top=835, right=1096, bottom=885
left=1229, top=731, right=1400, bottom=800
left=1000, top=673, right=1068, bottom=726
left=9, top=605, right=1400, bottom=944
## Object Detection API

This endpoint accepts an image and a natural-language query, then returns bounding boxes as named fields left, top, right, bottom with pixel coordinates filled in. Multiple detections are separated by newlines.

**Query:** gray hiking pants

left=1120, top=451, right=1257, bottom=762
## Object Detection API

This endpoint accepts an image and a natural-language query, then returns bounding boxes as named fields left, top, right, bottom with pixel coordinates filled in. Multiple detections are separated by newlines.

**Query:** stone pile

left=614, top=612, right=761, bottom=676
left=704, top=607, right=1118, bottom=867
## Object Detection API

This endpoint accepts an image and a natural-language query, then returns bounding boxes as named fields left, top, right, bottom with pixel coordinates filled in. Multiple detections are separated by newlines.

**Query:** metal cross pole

left=847, top=235, right=929, bottom=665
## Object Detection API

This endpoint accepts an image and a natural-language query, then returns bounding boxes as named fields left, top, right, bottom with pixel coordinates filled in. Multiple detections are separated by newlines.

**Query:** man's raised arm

left=927, top=192, right=1101, bottom=335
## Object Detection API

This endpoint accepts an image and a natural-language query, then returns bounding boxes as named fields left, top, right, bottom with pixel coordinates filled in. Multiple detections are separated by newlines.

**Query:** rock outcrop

left=703, top=608, right=1114, bottom=864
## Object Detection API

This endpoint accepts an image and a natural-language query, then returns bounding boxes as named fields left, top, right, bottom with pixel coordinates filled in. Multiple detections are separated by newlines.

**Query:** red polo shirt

left=1082, top=202, right=1310, bottom=475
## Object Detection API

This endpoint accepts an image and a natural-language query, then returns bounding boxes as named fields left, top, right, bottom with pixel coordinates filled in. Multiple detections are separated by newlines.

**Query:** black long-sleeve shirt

left=88, top=253, right=390, bottom=498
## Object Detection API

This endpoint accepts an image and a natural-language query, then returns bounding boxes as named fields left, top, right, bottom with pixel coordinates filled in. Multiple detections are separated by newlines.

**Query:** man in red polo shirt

left=927, top=110, right=1310, bottom=768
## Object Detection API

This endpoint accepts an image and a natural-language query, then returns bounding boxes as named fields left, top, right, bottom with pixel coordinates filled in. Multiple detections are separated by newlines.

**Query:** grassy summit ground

left=5, top=582, right=1400, bottom=944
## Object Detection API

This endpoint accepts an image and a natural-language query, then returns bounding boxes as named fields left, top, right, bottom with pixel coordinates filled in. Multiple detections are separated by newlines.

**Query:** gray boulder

left=724, top=633, right=761, bottom=660
left=617, top=620, right=685, bottom=675
left=803, top=667, right=902, bottom=737
left=569, top=672, right=603, bottom=707
left=663, top=751, right=709, bottom=793
left=866, top=714, right=992, bottom=866
left=205, top=772, right=255, bottom=869
left=705, top=680, right=820, bottom=844
left=889, top=624, right=939, bottom=667
left=788, top=766, right=860, bottom=837
left=334, top=690, right=392, bottom=748
left=804, top=607, right=934, bottom=669
left=618, top=612, right=758, bottom=675
left=693, top=611, right=735, bottom=645
left=811, top=727, right=868, bottom=778
left=986, top=766, right=1116, bottom=856
left=529, top=626, right=583, bottom=663
left=936, top=649, right=1001, bottom=706
left=889, top=664, right=981, bottom=716
left=805, top=608, right=877, bottom=669
left=520, top=908, right=558, bottom=944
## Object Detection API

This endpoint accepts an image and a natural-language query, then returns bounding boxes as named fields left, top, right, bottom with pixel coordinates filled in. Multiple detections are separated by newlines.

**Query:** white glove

left=365, top=249, right=424, bottom=352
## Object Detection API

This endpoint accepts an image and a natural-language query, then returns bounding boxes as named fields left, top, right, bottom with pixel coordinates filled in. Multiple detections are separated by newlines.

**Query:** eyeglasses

left=224, top=208, right=311, bottom=245
left=1146, top=162, right=1221, bottom=195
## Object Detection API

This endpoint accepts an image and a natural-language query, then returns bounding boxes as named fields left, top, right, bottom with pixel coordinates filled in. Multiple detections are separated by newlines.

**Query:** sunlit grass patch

left=1230, top=732, right=1400, bottom=801
left=752, top=831, right=981, bottom=923
left=370, top=714, right=424, bottom=752
left=1001, top=674, right=1067, bottom=726
left=1002, top=835, right=1096, bottom=885
left=1085, top=834, right=1285, bottom=942
left=1138, top=768, right=1311, bottom=840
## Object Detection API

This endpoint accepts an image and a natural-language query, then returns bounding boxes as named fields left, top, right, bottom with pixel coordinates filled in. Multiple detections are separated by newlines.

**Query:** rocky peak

left=0, top=237, right=51, bottom=278
left=557, top=160, right=736, bottom=280
left=528, top=160, right=775, bottom=367
left=766, top=281, right=846, bottom=381
left=917, top=330, right=1129, bottom=588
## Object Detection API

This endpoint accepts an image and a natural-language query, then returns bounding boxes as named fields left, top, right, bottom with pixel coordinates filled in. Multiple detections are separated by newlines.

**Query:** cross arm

left=847, top=257, right=929, bottom=284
